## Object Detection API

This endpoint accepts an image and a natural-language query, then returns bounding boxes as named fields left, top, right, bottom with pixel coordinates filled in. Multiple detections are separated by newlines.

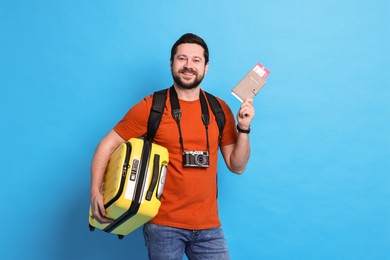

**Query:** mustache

left=179, top=68, right=197, bottom=74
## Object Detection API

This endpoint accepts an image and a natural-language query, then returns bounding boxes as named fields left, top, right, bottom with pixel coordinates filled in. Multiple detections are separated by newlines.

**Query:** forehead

left=175, top=43, right=205, bottom=59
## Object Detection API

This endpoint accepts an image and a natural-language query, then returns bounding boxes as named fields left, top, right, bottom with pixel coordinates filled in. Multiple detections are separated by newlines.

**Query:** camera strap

left=169, top=86, right=210, bottom=154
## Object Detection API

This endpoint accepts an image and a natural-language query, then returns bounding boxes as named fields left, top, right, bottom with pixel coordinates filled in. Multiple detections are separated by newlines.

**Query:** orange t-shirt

left=114, top=88, right=237, bottom=230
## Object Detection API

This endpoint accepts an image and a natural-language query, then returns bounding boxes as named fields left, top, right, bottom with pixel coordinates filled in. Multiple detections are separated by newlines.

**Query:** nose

left=184, top=59, right=194, bottom=69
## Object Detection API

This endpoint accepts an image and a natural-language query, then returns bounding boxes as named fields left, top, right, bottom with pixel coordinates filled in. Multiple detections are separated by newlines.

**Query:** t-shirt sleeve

left=113, top=95, right=153, bottom=141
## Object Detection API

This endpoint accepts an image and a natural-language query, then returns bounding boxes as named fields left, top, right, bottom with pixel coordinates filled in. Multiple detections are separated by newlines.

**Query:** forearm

left=90, top=142, right=112, bottom=196
left=90, top=130, right=125, bottom=196
left=229, top=132, right=251, bottom=174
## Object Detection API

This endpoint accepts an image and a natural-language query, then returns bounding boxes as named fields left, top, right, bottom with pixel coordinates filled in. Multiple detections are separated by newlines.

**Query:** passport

left=231, top=63, right=270, bottom=102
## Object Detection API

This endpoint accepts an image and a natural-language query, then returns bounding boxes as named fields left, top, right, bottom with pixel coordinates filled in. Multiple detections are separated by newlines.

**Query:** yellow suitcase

left=89, top=138, right=168, bottom=238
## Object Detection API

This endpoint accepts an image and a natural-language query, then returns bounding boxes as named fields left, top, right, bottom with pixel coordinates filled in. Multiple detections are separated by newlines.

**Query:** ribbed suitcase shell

left=89, top=138, right=168, bottom=237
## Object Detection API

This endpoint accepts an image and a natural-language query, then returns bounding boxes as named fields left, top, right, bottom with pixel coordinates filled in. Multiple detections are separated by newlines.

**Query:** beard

left=172, top=68, right=205, bottom=90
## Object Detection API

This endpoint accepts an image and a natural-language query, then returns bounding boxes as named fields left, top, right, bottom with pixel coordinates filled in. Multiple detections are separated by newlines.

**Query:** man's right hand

left=90, top=192, right=114, bottom=224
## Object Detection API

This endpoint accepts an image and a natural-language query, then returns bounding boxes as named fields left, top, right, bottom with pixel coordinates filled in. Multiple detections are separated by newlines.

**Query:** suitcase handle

left=146, top=154, right=160, bottom=201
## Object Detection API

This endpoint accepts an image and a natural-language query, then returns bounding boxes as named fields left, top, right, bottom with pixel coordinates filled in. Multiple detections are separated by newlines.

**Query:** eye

left=177, top=56, right=187, bottom=62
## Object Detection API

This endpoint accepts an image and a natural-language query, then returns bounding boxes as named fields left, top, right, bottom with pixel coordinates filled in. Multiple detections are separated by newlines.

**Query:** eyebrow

left=176, top=54, right=203, bottom=60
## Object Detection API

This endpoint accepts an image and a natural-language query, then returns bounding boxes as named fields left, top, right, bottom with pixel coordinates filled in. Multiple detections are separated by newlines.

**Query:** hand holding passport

left=231, top=63, right=270, bottom=102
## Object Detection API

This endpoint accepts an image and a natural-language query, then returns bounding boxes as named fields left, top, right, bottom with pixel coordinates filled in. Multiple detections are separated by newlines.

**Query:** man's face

left=171, top=43, right=209, bottom=90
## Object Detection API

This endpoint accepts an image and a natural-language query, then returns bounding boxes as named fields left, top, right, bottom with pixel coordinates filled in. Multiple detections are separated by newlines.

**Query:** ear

left=205, top=62, right=209, bottom=74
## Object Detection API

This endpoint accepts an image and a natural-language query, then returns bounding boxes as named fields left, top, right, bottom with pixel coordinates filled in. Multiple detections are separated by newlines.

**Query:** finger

left=239, top=107, right=254, bottom=118
left=240, top=101, right=254, bottom=116
left=92, top=207, right=113, bottom=224
left=97, top=201, right=107, bottom=217
left=97, top=216, right=114, bottom=224
left=91, top=196, right=115, bottom=224
left=242, top=98, right=254, bottom=105
left=91, top=198, right=105, bottom=222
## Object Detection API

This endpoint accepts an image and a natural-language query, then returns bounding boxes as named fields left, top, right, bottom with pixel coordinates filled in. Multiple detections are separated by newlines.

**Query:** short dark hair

left=170, top=33, right=209, bottom=64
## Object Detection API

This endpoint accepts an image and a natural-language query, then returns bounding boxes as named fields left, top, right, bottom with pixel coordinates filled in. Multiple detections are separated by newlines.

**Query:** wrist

left=90, top=187, right=102, bottom=197
left=237, top=124, right=250, bottom=134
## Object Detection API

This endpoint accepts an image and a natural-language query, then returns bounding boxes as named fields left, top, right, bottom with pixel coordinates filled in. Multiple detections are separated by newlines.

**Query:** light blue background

left=1, top=0, right=389, bottom=259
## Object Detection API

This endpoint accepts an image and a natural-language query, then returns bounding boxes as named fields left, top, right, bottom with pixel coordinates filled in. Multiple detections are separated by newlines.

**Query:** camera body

left=183, top=151, right=210, bottom=168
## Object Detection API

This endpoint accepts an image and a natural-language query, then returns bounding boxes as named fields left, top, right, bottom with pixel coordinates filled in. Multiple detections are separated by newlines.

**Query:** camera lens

left=195, top=154, right=206, bottom=165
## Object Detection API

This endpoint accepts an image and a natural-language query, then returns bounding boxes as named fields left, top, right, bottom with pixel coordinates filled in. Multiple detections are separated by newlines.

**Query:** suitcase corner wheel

left=90, top=222, right=124, bottom=240
left=89, top=224, right=95, bottom=232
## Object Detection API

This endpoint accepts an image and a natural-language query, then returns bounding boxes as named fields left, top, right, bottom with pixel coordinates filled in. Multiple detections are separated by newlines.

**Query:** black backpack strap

left=204, top=91, right=226, bottom=143
left=146, top=89, right=168, bottom=142
left=147, top=88, right=225, bottom=143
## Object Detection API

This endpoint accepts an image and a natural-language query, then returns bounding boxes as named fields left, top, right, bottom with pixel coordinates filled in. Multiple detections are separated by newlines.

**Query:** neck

left=173, top=84, right=200, bottom=101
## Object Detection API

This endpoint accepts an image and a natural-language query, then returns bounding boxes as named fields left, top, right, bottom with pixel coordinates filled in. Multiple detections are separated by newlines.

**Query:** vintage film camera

left=182, top=151, right=210, bottom=168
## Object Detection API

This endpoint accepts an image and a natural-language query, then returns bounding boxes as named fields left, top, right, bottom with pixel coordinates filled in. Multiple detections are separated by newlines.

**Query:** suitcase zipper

left=104, top=142, right=132, bottom=209
left=104, top=140, right=152, bottom=233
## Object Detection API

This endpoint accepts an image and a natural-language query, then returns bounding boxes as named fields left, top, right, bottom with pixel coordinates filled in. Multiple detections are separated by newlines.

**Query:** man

left=90, top=33, right=254, bottom=259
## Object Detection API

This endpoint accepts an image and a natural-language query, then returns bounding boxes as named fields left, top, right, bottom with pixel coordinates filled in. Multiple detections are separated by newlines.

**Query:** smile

left=180, top=68, right=197, bottom=76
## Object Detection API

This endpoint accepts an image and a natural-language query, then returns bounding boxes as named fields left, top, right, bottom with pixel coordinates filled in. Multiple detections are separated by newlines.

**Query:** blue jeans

left=143, top=223, right=230, bottom=260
